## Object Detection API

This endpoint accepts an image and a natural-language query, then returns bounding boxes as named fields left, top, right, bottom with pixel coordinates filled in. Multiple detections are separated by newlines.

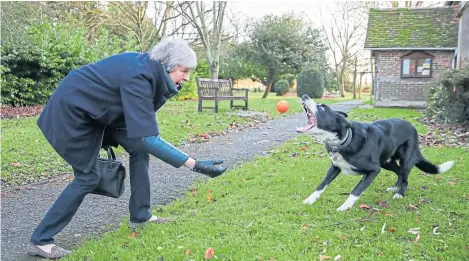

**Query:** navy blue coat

left=37, top=52, right=180, bottom=173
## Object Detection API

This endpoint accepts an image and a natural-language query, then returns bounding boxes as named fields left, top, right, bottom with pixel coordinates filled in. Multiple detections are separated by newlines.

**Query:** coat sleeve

left=121, top=74, right=159, bottom=138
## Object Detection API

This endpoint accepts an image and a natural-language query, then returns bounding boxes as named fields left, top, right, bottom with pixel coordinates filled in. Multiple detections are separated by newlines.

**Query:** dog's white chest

left=330, top=152, right=359, bottom=175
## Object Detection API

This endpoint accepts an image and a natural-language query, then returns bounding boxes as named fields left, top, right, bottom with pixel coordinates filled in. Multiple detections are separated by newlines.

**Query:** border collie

left=296, top=94, right=454, bottom=211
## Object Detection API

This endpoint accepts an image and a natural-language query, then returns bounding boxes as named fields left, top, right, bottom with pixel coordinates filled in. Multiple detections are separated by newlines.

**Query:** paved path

left=1, top=100, right=363, bottom=261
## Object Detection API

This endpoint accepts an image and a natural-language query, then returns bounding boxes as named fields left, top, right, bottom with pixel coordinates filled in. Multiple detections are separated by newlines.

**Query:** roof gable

left=364, top=7, right=459, bottom=49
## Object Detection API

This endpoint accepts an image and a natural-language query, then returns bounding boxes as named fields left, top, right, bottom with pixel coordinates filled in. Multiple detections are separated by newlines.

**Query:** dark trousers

left=31, top=130, right=151, bottom=245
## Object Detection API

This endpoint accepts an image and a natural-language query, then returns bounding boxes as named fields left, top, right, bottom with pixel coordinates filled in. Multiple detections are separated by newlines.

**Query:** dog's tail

left=415, top=151, right=454, bottom=174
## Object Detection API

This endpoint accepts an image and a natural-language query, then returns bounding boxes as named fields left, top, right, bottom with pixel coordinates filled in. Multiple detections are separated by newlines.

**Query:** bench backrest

left=197, top=78, right=233, bottom=96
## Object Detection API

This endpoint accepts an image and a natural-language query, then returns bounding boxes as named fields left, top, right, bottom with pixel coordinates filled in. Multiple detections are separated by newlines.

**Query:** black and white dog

left=296, top=94, right=454, bottom=211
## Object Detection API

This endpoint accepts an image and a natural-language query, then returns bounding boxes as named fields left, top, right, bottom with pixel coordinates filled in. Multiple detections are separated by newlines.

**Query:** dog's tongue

left=296, top=114, right=316, bottom=133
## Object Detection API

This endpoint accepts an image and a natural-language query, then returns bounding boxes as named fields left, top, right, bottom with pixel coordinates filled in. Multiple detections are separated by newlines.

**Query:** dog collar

left=326, top=128, right=352, bottom=152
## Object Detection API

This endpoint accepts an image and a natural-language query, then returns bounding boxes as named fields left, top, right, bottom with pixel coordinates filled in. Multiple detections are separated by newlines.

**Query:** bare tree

left=77, top=1, right=181, bottom=51
left=176, top=1, right=228, bottom=79
left=319, top=2, right=370, bottom=97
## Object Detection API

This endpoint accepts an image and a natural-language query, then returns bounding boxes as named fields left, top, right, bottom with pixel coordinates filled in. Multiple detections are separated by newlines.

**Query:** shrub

left=279, top=73, right=296, bottom=88
left=275, top=79, right=290, bottom=96
left=427, top=67, right=469, bottom=124
left=1, top=18, right=138, bottom=106
left=297, top=69, right=324, bottom=98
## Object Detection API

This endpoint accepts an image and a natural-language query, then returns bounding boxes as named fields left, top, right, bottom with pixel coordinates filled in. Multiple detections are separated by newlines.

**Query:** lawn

left=62, top=107, right=469, bottom=261
left=0, top=92, right=357, bottom=186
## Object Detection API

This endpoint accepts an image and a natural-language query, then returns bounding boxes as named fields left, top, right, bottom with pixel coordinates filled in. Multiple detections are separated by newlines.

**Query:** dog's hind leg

left=382, top=161, right=401, bottom=192
left=337, top=169, right=380, bottom=211
left=392, top=167, right=412, bottom=199
left=392, top=149, right=417, bottom=199
left=304, top=165, right=340, bottom=205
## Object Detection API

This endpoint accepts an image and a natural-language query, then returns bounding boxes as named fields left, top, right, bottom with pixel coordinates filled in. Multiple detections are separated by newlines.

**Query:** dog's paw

left=386, top=187, right=398, bottom=192
left=336, top=204, right=351, bottom=211
left=392, top=193, right=404, bottom=199
left=303, top=191, right=322, bottom=205
left=303, top=196, right=318, bottom=205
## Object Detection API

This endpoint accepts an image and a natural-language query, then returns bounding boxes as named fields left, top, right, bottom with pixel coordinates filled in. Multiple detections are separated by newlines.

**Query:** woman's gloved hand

left=192, top=159, right=227, bottom=178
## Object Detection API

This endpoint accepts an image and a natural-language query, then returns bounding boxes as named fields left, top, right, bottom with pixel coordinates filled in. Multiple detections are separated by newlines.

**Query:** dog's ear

left=335, top=111, right=348, bottom=118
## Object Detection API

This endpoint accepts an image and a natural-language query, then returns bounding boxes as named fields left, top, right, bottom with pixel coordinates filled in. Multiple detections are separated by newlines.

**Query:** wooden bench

left=196, top=77, right=249, bottom=113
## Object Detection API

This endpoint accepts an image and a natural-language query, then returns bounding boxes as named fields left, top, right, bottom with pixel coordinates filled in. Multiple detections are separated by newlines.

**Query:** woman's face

left=168, top=66, right=191, bottom=85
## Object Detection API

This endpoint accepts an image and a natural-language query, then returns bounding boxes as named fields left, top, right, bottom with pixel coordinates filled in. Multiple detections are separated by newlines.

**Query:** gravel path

left=1, top=100, right=363, bottom=261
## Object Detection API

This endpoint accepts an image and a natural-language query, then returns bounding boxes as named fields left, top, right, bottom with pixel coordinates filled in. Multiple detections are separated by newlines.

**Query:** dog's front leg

left=337, top=171, right=379, bottom=211
left=304, top=165, right=340, bottom=205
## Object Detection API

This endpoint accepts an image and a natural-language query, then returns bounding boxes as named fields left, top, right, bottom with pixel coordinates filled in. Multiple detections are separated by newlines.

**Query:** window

left=400, top=51, right=434, bottom=78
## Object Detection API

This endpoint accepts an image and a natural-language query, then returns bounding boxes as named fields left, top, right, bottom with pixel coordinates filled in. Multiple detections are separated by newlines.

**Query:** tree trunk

left=339, top=65, right=346, bottom=97
left=352, top=57, right=357, bottom=99
left=209, top=59, right=219, bottom=79
left=358, top=72, right=363, bottom=99
left=262, top=77, right=274, bottom=99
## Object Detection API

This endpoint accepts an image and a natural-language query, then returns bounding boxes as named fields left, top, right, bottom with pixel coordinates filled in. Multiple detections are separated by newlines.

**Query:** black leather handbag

left=91, top=146, right=126, bottom=198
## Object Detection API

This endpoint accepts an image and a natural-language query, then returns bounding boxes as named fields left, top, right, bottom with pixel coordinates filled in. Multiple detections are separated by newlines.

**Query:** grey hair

left=149, top=38, right=197, bottom=72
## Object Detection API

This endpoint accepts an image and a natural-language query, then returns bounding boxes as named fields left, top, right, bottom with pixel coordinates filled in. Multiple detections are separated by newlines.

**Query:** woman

left=28, top=38, right=227, bottom=259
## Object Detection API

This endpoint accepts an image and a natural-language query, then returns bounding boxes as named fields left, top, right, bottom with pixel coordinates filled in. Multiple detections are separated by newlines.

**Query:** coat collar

left=161, top=64, right=180, bottom=98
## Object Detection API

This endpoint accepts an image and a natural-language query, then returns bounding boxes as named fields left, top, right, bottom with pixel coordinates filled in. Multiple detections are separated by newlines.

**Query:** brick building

left=364, top=7, right=459, bottom=108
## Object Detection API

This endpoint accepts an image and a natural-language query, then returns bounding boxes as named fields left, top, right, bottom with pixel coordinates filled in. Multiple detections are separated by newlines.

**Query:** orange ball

left=276, top=100, right=289, bottom=114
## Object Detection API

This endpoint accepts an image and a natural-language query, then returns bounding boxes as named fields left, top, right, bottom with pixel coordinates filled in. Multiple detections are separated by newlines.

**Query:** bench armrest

left=232, top=88, right=249, bottom=97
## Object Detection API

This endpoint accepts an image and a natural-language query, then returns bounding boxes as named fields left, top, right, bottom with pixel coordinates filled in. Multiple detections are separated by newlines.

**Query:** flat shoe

left=27, top=243, right=71, bottom=259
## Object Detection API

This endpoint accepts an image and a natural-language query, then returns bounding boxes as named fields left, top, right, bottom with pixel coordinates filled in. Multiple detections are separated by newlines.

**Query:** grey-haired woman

left=28, top=38, right=227, bottom=259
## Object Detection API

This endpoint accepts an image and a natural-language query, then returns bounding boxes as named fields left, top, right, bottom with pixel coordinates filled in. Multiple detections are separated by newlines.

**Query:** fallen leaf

left=414, top=233, right=421, bottom=243
left=207, top=190, right=213, bottom=202
left=379, top=200, right=388, bottom=208
left=204, top=247, right=215, bottom=259
left=11, top=162, right=21, bottom=167
left=339, top=234, right=345, bottom=240
left=334, top=255, right=342, bottom=261
left=436, top=175, right=441, bottom=181
left=128, top=232, right=139, bottom=238
left=432, top=226, right=440, bottom=235
left=378, top=252, right=383, bottom=257
left=381, top=222, right=386, bottom=234
left=407, top=204, right=419, bottom=211
left=388, top=227, right=398, bottom=233
left=319, top=255, right=331, bottom=261
left=185, top=249, right=191, bottom=255
left=191, top=188, right=198, bottom=196
left=465, top=194, right=469, bottom=200
left=408, top=228, right=420, bottom=235
left=359, top=204, right=371, bottom=210
left=301, top=224, right=311, bottom=231
left=416, top=217, right=420, bottom=223
left=381, top=211, right=396, bottom=217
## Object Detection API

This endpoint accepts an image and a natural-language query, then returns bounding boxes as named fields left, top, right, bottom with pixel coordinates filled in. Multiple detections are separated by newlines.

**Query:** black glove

left=192, top=159, right=227, bottom=178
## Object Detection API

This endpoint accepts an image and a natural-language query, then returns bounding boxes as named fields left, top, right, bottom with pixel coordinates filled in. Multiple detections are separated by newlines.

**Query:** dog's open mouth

left=296, top=104, right=316, bottom=133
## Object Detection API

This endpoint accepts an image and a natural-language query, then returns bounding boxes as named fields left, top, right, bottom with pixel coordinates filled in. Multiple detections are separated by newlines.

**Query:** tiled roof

left=364, top=7, right=459, bottom=49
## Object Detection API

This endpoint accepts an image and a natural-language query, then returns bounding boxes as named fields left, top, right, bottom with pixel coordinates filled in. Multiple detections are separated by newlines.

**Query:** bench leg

left=215, top=100, right=219, bottom=113
left=245, top=99, right=248, bottom=110
left=230, top=100, right=233, bottom=109
left=198, top=99, right=202, bottom=112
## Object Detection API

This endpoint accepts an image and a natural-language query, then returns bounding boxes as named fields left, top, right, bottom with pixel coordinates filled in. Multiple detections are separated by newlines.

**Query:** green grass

left=0, top=92, right=352, bottom=186
left=62, top=107, right=469, bottom=261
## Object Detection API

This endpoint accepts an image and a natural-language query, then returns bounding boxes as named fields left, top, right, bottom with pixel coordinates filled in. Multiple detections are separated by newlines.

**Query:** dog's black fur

left=297, top=94, right=454, bottom=211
